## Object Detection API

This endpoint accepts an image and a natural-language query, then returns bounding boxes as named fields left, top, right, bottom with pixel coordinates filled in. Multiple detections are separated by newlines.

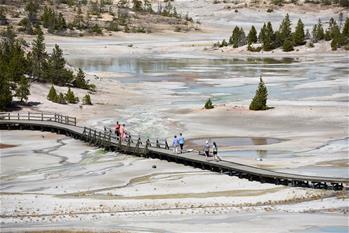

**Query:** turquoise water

left=297, top=226, right=349, bottom=233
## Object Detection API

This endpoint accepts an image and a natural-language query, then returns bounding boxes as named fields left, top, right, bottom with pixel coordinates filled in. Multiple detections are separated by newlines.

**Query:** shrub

left=282, top=38, right=294, bottom=51
left=74, top=68, right=95, bottom=91
left=47, top=85, right=58, bottom=102
left=220, top=39, right=228, bottom=47
left=331, top=38, right=338, bottom=50
left=271, top=0, right=283, bottom=5
left=249, top=77, right=268, bottom=111
left=89, top=24, right=103, bottom=34
left=204, top=98, right=214, bottom=109
left=247, top=43, right=262, bottom=52
left=82, top=94, right=92, bottom=105
left=174, top=26, right=181, bottom=32
left=57, top=92, right=67, bottom=104
left=65, top=87, right=79, bottom=104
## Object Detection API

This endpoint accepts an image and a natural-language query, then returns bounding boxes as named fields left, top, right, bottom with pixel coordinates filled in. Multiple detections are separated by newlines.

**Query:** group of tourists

left=204, top=140, right=222, bottom=161
left=171, top=133, right=222, bottom=162
left=114, top=120, right=222, bottom=162
left=172, top=133, right=185, bottom=154
left=114, top=121, right=127, bottom=140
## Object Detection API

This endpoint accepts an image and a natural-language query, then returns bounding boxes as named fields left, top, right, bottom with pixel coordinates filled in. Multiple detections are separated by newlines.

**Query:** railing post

left=8, top=112, right=10, bottom=120
left=74, top=117, right=76, bottom=126
left=145, top=139, right=150, bottom=154
left=103, top=131, right=107, bottom=147
left=98, top=131, right=102, bottom=146
left=17, top=112, right=19, bottom=120
left=82, top=127, right=86, bottom=139
left=93, top=130, right=97, bottom=144
left=127, top=135, right=131, bottom=148
left=165, top=139, right=169, bottom=150
left=41, top=112, right=43, bottom=121
left=108, top=132, right=111, bottom=148
left=28, top=112, right=30, bottom=120
left=135, top=137, right=141, bottom=153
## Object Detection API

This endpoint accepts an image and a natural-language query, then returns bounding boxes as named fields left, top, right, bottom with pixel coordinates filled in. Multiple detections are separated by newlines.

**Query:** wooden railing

left=103, top=127, right=170, bottom=150
left=0, top=112, right=76, bottom=126
left=0, top=112, right=172, bottom=150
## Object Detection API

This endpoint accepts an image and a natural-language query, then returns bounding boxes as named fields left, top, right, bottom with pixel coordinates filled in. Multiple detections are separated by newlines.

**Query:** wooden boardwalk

left=0, top=112, right=348, bottom=190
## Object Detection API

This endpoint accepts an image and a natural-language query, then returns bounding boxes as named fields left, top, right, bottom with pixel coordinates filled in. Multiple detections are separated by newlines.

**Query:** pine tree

left=331, top=38, right=338, bottom=50
left=25, top=0, right=39, bottom=24
left=47, top=85, right=58, bottom=102
left=15, top=77, right=30, bottom=102
left=342, top=17, right=349, bottom=38
left=249, top=77, right=268, bottom=111
left=0, top=26, right=30, bottom=109
left=294, top=19, right=305, bottom=46
left=144, top=0, right=153, bottom=12
left=46, top=44, right=74, bottom=85
left=6, top=42, right=28, bottom=83
left=238, top=27, right=246, bottom=47
left=204, top=98, right=214, bottom=109
left=57, top=92, right=67, bottom=104
left=279, top=14, right=292, bottom=44
left=31, top=26, right=47, bottom=81
left=263, top=22, right=274, bottom=51
left=258, top=23, right=266, bottom=43
left=133, top=0, right=143, bottom=11
left=75, top=68, right=87, bottom=88
left=50, top=44, right=65, bottom=71
left=247, top=25, right=257, bottom=44
left=0, top=73, right=12, bottom=110
left=312, top=24, right=318, bottom=42
left=283, top=38, right=294, bottom=51
left=82, top=94, right=92, bottom=105
left=230, top=26, right=240, bottom=47
left=65, top=87, right=79, bottom=104
left=56, top=13, right=67, bottom=31
left=315, top=19, right=325, bottom=41
left=328, top=19, right=342, bottom=46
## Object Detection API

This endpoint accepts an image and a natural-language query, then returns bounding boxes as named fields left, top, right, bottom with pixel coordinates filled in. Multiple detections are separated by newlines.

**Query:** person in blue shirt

left=178, top=133, right=185, bottom=153
left=172, top=135, right=179, bottom=154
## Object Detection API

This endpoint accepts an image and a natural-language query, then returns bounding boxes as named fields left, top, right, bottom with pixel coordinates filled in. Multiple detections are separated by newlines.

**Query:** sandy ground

left=1, top=3, right=349, bottom=233
left=1, top=131, right=348, bottom=233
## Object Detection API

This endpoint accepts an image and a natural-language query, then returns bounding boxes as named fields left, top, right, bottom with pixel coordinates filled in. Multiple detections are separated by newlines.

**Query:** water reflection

left=188, top=137, right=283, bottom=148
left=217, top=150, right=292, bottom=159
left=67, top=55, right=349, bottom=103
left=68, top=57, right=298, bottom=74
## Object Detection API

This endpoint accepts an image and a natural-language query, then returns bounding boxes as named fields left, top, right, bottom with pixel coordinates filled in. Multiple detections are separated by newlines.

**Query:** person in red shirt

left=115, top=121, right=120, bottom=137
